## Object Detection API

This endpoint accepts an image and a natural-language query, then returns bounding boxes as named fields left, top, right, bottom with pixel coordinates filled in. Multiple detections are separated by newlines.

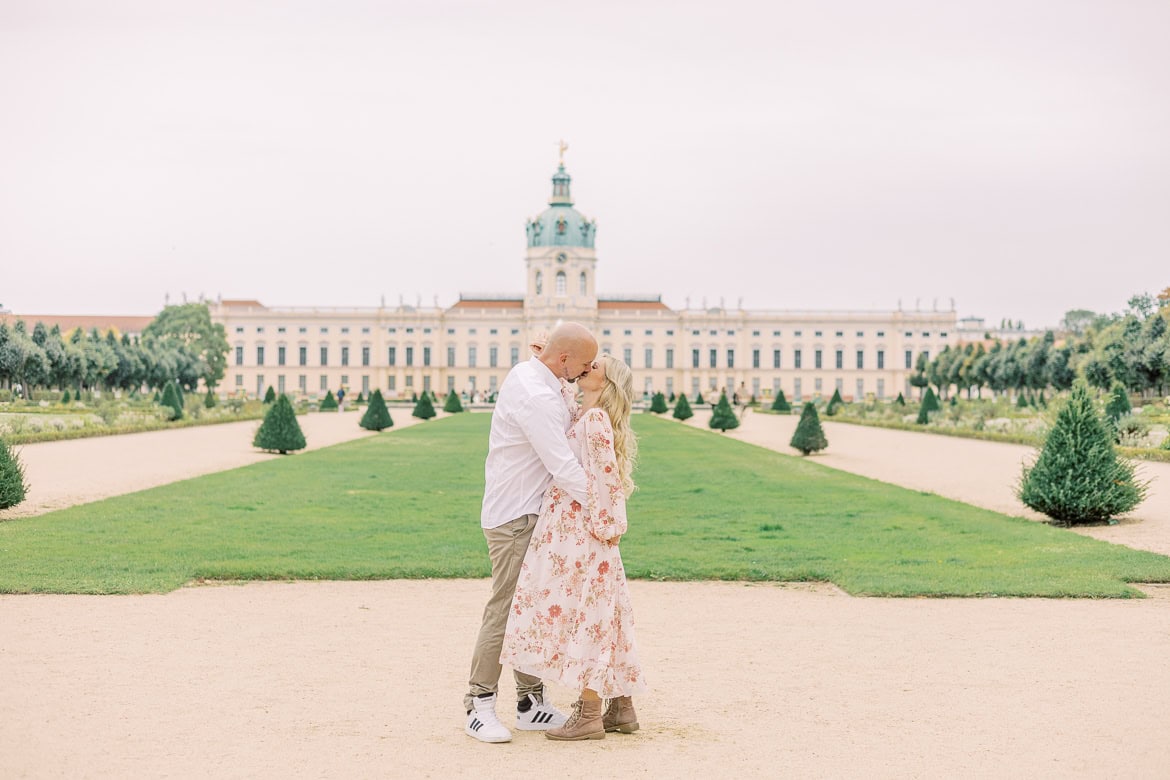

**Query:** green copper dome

left=526, top=164, right=597, bottom=249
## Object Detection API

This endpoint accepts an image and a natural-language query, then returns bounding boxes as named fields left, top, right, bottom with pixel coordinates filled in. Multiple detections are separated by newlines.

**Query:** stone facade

left=211, top=162, right=961, bottom=402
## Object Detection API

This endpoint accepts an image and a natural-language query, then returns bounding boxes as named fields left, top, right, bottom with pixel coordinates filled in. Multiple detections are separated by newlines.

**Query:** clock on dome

left=556, top=253, right=567, bottom=264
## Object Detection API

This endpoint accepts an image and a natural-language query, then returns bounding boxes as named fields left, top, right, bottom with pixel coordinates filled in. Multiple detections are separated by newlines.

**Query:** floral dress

left=501, top=407, right=646, bottom=698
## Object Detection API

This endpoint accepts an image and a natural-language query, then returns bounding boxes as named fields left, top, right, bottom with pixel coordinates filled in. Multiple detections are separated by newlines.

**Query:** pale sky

left=2, top=0, right=1167, bottom=329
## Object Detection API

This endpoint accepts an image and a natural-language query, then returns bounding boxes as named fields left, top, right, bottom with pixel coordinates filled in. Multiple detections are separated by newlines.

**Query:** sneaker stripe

left=470, top=719, right=482, bottom=731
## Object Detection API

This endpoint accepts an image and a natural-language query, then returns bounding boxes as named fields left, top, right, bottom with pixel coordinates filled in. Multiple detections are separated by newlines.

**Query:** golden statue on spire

left=558, top=139, right=568, bottom=164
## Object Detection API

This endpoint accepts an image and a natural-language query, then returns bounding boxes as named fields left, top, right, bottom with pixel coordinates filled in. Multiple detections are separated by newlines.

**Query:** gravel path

left=3, top=409, right=1169, bottom=778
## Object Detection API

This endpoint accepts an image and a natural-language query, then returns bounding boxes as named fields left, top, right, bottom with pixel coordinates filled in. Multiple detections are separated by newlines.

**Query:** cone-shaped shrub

left=411, top=392, right=418, bottom=403
left=950, top=395, right=958, bottom=407
left=771, top=390, right=791, bottom=412
left=709, top=393, right=740, bottom=432
left=355, top=391, right=365, bottom=404
left=0, top=438, right=28, bottom=510
left=894, top=392, right=906, bottom=407
left=61, top=389, right=71, bottom=404
left=1018, top=381, right=1147, bottom=526
left=153, top=390, right=161, bottom=404
left=360, top=389, right=394, bottom=431
left=1016, top=392, right=1029, bottom=409
left=694, top=392, right=705, bottom=405
left=922, top=386, right=941, bottom=413
left=263, top=385, right=277, bottom=404
left=204, top=389, right=218, bottom=409
left=412, top=391, right=436, bottom=420
left=668, top=392, right=675, bottom=402
left=1104, top=381, right=1131, bottom=424
left=649, top=392, right=668, bottom=414
left=443, top=390, right=464, bottom=413
left=319, top=390, right=338, bottom=411
left=160, top=381, right=184, bottom=420
left=790, top=402, right=828, bottom=455
left=826, top=388, right=844, bottom=416
left=672, top=393, right=693, bottom=421
left=253, top=395, right=306, bottom=454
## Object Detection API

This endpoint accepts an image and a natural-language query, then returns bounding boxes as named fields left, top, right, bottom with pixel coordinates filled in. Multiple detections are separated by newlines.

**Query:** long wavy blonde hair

left=596, top=354, right=638, bottom=495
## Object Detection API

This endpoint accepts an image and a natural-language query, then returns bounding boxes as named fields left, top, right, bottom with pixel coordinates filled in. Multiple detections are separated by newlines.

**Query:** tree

left=1018, top=382, right=1147, bottom=526
left=204, top=389, right=218, bottom=409
left=649, top=392, right=668, bottom=414
left=160, top=380, right=184, bottom=421
left=894, top=392, right=906, bottom=407
left=708, top=392, right=739, bottom=432
left=1060, top=309, right=1097, bottom=336
left=61, top=389, right=71, bottom=404
left=771, top=389, right=791, bottom=412
left=790, top=402, right=828, bottom=455
left=412, top=391, right=436, bottom=420
left=319, top=390, right=338, bottom=411
left=916, top=387, right=940, bottom=425
left=1104, top=382, right=1131, bottom=426
left=443, top=389, right=464, bottom=413
left=141, top=303, right=228, bottom=390
left=0, top=437, right=28, bottom=510
left=263, top=386, right=277, bottom=404
left=672, top=393, right=693, bottom=421
left=253, top=395, right=306, bottom=454
left=694, top=392, right=705, bottom=405
left=360, top=389, right=394, bottom=431
left=909, top=351, right=930, bottom=396
left=825, top=388, right=844, bottom=416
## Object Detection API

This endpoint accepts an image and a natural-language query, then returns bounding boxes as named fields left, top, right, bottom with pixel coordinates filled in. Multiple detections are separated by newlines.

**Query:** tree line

left=911, top=291, right=1170, bottom=401
left=0, top=303, right=228, bottom=399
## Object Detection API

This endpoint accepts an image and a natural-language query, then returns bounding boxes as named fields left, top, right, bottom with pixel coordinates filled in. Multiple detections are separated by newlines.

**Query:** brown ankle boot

left=602, top=696, right=639, bottom=734
left=545, top=698, right=605, bottom=741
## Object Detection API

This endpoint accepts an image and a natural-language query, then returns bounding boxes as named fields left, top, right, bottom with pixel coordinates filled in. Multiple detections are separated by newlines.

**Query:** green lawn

left=3, top=414, right=1169, bottom=596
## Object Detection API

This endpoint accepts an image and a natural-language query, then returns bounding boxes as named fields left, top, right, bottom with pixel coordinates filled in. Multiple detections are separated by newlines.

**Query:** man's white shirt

left=481, top=357, right=589, bottom=529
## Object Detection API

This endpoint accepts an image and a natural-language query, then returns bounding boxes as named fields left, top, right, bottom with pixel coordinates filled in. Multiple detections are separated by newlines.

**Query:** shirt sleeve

left=579, top=408, right=628, bottom=542
left=517, top=393, right=589, bottom=503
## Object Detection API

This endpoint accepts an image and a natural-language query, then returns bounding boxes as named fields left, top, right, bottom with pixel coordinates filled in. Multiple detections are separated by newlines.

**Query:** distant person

left=501, top=354, right=646, bottom=741
left=463, top=321, right=598, bottom=744
left=337, top=387, right=346, bottom=412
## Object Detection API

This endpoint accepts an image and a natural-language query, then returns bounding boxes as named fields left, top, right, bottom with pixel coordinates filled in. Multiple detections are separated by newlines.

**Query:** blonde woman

left=501, top=354, right=646, bottom=741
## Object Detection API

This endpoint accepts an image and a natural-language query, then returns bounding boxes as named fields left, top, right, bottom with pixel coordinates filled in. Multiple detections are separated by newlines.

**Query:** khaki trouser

left=464, top=514, right=545, bottom=712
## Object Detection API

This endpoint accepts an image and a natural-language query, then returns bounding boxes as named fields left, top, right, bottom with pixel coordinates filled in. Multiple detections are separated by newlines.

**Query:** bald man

left=464, top=322, right=598, bottom=743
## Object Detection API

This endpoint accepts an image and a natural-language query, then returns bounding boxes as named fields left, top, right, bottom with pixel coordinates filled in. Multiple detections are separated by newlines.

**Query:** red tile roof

left=0, top=314, right=154, bottom=335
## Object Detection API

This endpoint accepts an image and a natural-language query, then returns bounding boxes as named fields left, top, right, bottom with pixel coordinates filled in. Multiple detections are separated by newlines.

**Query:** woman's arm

left=580, top=408, right=628, bottom=543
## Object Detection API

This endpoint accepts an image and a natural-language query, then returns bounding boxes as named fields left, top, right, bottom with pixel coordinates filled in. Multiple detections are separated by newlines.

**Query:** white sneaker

left=465, top=694, right=512, bottom=743
left=515, top=693, right=568, bottom=731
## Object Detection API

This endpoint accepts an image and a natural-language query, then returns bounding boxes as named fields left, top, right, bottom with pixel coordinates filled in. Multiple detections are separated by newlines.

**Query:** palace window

left=856, top=350, right=864, bottom=369
left=278, top=346, right=286, bottom=366
left=468, top=346, right=477, bottom=368
left=447, top=346, right=455, bottom=367
left=752, top=349, right=760, bottom=369
left=423, top=347, right=431, bottom=367
left=235, top=346, right=243, bottom=366
left=388, top=347, right=397, bottom=367
left=490, top=347, right=498, bottom=368
left=579, top=272, right=587, bottom=296
left=623, top=348, right=632, bottom=366
left=405, top=346, right=413, bottom=367
left=709, top=349, right=717, bottom=368
left=666, top=348, right=674, bottom=369
left=727, top=349, right=735, bottom=368
left=835, top=350, right=843, bottom=369
left=644, top=348, right=653, bottom=369
left=692, top=349, right=700, bottom=368
left=361, top=347, right=370, bottom=367
left=535, top=271, right=543, bottom=294
left=320, top=347, right=328, bottom=366
left=905, top=350, right=912, bottom=369
left=341, top=347, right=349, bottom=367
left=773, top=349, right=781, bottom=369
left=299, top=346, right=307, bottom=366
left=257, top=346, right=265, bottom=366
left=794, top=349, right=802, bottom=369
left=510, top=347, right=519, bottom=365
left=555, top=272, right=566, bottom=296
left=815, top=350, right=823, bottom=369
left=877, top=350, right=885, bottom=370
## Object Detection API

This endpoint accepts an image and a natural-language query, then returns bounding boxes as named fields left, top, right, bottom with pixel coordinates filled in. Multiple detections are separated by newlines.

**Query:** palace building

left=211, top=158, right=962, bottom=402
